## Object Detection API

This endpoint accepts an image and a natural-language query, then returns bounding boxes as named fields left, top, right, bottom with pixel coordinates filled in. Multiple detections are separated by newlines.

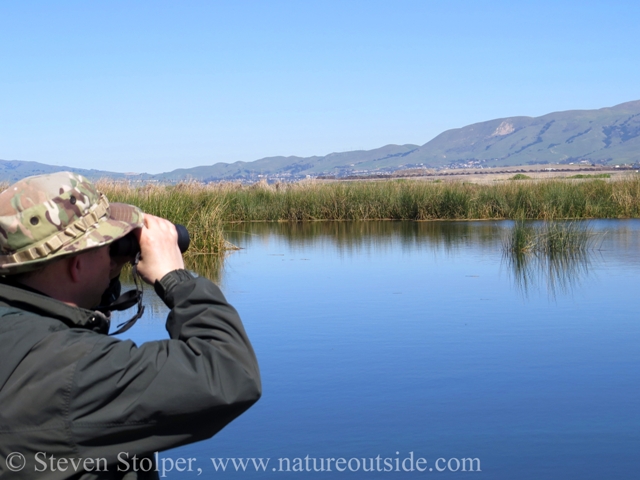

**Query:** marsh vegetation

left=98, top=177, right=639, bottom=255
left=504, top=220, right=597, bottom=255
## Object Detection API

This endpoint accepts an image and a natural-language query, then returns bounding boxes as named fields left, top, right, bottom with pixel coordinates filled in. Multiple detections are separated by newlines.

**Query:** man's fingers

left=134, top=214, right=185, bottom=284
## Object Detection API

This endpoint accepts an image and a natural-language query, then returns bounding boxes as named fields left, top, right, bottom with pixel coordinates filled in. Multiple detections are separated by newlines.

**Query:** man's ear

left=67, top=255, right=83, bottom=283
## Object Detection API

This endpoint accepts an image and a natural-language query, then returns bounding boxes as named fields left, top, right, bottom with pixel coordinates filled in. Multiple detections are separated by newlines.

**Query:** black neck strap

left=109, top=264, right=146, bottom=335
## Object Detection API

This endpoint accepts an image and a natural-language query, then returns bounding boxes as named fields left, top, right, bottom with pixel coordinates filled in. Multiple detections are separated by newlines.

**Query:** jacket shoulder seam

left=0, top=423, right=67, bottom=434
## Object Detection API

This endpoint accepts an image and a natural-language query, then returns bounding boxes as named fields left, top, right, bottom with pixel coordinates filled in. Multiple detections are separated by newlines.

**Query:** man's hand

left=134, top=214, right=185, bottom=284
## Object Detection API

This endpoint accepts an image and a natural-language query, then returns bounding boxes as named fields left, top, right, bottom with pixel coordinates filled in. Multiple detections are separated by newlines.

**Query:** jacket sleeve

left=67, top=269, right=261, bottom=462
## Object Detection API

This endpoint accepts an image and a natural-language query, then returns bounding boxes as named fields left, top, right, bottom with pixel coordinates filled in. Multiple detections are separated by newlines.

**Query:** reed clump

left=504, top=220, right=596, bottom=255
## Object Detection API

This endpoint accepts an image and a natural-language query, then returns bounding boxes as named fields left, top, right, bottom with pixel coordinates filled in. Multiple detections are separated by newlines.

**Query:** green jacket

left=0, top=269, right=261, bottom=479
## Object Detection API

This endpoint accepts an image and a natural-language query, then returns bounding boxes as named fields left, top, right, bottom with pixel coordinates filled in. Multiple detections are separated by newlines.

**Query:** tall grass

left=224, top=177, right=640, bottom=220
left=504, top=220, right=597, bottom=255
left=97, top=177, right=640, bottom=254
left=96, top=180, right=230, bottom=255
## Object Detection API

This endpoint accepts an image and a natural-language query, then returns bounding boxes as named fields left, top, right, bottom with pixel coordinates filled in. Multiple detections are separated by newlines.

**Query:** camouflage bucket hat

left=0, top=172, right=144, bottom=274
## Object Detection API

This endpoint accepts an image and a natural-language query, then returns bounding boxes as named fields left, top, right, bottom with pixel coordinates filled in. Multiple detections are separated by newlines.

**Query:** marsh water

left=116, top=220, right=640, bottom=479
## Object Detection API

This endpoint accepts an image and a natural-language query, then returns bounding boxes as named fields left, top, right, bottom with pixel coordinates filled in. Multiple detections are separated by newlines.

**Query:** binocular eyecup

left=110, top=224, right=190, bottom=257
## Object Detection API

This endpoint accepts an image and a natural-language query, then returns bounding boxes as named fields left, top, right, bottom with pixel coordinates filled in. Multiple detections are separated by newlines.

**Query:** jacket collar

left=0, top=281, right=111, bottom=334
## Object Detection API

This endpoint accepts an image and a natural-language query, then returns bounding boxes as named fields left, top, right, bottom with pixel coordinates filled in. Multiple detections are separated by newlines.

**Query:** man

left=0, top=172, right=261, bottom=479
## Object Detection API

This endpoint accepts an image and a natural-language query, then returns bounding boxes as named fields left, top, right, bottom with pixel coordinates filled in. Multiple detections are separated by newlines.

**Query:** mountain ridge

left=2, top=100, right=640, bottom=183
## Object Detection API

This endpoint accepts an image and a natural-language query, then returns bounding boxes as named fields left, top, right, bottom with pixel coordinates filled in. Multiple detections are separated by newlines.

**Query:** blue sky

left=1, top=1, right=639, bottom=174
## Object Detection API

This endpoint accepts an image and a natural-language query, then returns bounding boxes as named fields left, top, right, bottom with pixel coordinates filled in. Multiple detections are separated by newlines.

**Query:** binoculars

left=110, top=224, right=191, bottom=257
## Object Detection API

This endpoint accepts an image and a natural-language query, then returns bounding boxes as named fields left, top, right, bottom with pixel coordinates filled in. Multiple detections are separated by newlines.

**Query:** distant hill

left=150, top=144, right=420, bottom=182
left=402, top=100, right=640, bottom=168
left=0, top=160, right=135, bottom=183
left=2, top=100, right=640, bottom=183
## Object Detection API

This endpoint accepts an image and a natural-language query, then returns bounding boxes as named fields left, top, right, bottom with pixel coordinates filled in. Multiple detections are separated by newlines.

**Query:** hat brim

left=0, top=203, right=144, bottom=274
left=59, top=202, right=145, bottom=256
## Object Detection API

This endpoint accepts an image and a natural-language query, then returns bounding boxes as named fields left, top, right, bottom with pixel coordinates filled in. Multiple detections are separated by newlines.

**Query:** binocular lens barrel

left=110, top=224, right=190, bottom=257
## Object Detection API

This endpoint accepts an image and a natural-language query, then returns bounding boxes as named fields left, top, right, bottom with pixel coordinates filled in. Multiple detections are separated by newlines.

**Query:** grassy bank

left=98, top=177, right=640, bottom=253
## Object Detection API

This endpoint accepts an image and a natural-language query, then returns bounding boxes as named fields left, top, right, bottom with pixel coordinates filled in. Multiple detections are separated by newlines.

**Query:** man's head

left=0, top=172, right=144, bottom=309
left=0, top=172, right=143, bottom=275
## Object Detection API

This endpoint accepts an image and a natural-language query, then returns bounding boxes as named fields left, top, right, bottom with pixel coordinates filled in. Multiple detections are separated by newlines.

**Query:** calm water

left=116, top=220, right=640, bottom=479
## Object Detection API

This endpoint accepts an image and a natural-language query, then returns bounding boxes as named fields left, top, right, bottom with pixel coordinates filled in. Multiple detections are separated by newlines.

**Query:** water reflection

left=183, top=254, right=225, bottom=283
left=501, top=220, right=602, bottom=298
left=503, top=249, right=595, bottom=298
left=120, top=253, right=225, bottom=284
left=226, top=220, right=503, bottom=255
left=225, top=220, right=640, bottom=299
left=122, top=220, right=639, bottom=303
